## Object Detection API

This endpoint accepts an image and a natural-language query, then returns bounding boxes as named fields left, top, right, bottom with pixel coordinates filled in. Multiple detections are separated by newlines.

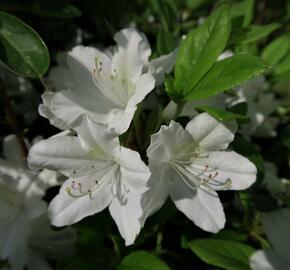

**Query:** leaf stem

left=0, top=77, right=28, bottom=157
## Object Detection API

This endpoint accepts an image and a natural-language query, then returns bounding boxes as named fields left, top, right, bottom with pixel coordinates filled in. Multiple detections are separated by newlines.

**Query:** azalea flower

left=0, top=136, right=75, bottom=270
left=141, top=113, right=257, bottom=232
left=226, top=77, right=281, bottom=137
left=40, top=28, right=176, bottom=134
left=250, top=208, right=290, bottom=270
left=28, top=117, right=151, bottom=245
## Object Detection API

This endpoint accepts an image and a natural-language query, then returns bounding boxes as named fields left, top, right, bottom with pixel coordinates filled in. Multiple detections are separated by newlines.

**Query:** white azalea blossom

left=250, top=209, right=290, bottom=270
left=40, top=28, right=176, bottom=134
left=0, top=136, right=75, bottom=270
left=141, top=113, right=257, bottom=232
left=226, top=77, right=280, bottom=137
left=28, top=117, right=151, bottom=245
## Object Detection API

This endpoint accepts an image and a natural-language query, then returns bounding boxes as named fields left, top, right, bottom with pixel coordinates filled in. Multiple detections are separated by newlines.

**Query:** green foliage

left=195, top=106, right=249, bottom=122
left=0, top=11, right=49, bottom=78
left=174, top=5, right=231, bottom=99
left=118, top=251, right=170, bottom=270
left=189, top=239, right=255, bottom=270
left=184, top=54, right=270, bottom=100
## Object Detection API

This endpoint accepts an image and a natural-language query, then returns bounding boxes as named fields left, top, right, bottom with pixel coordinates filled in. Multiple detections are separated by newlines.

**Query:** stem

left=155, top=231, right=163, bottom=253
left=173, top=102, right=185, bottom=120
left=0, top=78, right=28, bottom=157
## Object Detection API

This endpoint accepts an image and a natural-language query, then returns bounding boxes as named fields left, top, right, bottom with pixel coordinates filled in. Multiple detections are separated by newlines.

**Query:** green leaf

left=212, top=230, right=248, bottom=242
left=185, top=54, right=270, bottom=100
left=157, top=29, right=176, bottom=55
left=230, top=0, right=254, bottom=27
left=195, top=106, right=249, bottom=122
left=231, top=23, right=281, bottom=45
left=273, top=52, right=290, bottom=76
left=189, top=239, right=254, bottom=270
left=186, top=0, right=211, bottom=10
left=0, top=11, right=50, bottom=78
left=261, top=35, right=290, bottom=65
left=30, top=2, right=82, bottom=18
left=175, top=5, right=231, bottom=97
left=118, top=251, right=170, bottom=270
left=281, top=125, right=290, bottom=148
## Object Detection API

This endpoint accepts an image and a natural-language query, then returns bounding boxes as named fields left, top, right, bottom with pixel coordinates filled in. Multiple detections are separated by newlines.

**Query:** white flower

left=141, top=113, right=257, bottom=232
left=250, top=208, right=290, bottom=270
left=226, top=77, right=280, bottom=137
left=0, top=136, right=75, bottom=270
left=40, top=28, right=176, bottom=134
left=28, top=117, right=151, bottom=245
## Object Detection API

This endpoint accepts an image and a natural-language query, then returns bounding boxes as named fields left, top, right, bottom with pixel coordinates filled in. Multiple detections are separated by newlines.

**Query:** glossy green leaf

left=196, top=106, right=249, bottom=122
left=175, top=5, right=231, bottom=97
left=231, top=23, right=281, bottom=45
left=118, top=251, right=170, bottom=270
left=189, top=239, right=254, bottom=270
left=261, top=35, right=290, bottom=65
left=185, top=54, right=270, bottom=100
left=0, top=11, right=50, bottom=78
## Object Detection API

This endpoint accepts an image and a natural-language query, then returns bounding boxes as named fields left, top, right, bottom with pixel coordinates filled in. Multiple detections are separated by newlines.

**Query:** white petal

left=140, top=164, right=169, bottom=226
left=263, top=209, right=290, bottom=259
left=250, top=250, right=290, bottom=270
left=186, top=112, right=237, bottom=151
left=118, top=147, right=151, bottom=194
left=39, top=92, right=68, bottom=130
left=126, top=73, right=155, bottom=110
left=109, top=190, right=143, bottom=246
left=170, top=180, right=225, bottom=233
left=149, top=49, right=177, bottom=86
left=147, top=121, right=193, bottom=164
left=74, top=116, right=120, bottom=157
left=195, top=151, right=257, bottom=190
left=49, top=175, right=113, bottom=226
left=113, top=28, right=150, bottom=83
left=28, top=136, right=91, bottom=177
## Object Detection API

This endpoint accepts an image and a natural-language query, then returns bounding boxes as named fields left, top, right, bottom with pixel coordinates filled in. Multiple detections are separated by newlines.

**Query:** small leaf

left=230, top=0, right=254, bottom=27
left=185, top=54, right=270, bottom=100
left=175, top=5, right=231, bottom=97
left=118, top=251, right=170, bottom=270
left=196, top=106, right=249, bottom=122
left=261, top=35, right=290, bottom=65
left=212, top=230, right=248, bottom=242
left=231, top=23, right=281, bottom=45
left=189, top=239, right=254, bottom=270
left=0, top=11, right=50, bottom=78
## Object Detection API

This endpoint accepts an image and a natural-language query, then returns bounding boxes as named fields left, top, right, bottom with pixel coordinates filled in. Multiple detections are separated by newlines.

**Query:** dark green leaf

left=118, top=251, right=170, bottom=270
left=196, top=106, right=249, bottom=122
left=175, top=5, right=231, bottom=97
left=0, top=11, right=50, bottom=78
left=189, top=239, right=254, bottom=270
left=157, top=29, right=176, bottom=55
left=261, top=35, right=290, bottom=65
left=212, top=230, right=248, bottom=242
left=185, top=54, right=270, bottom=100
left=230, top=0, right=254, bottom=27
left=31, top=2, right=82, bottom=18
left=231, top=23, right=281, bottom=45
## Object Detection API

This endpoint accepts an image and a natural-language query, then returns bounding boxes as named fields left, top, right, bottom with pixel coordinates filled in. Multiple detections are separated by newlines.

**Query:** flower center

left=65, top=161, right=129, bottom=204
left=92, top=58, right=134, bottom=108
left=169, top=152, right=232, bottom=192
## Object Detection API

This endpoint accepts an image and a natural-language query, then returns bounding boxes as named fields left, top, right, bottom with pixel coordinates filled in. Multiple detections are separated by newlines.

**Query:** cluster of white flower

left=22, top=28, right=258, bottom=247
left=0, top=136, right=75, bottom=270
